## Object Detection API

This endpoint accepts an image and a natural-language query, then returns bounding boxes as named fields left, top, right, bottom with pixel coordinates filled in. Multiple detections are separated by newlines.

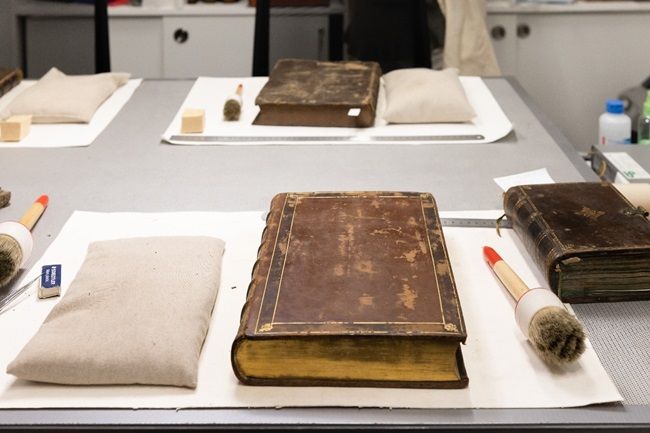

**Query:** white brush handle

left=515, top=288, right=565, bottom=338
left=0, top=221, right=33, bottom=267
left=225, top=94, right=242, bottom=105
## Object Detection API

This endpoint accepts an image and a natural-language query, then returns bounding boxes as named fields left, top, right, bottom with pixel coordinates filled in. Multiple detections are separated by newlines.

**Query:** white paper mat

left=162, top=77, right=512, bottom=145
left=0, top=79, right=142, bottom=148
left=0, top=211, right=620, bottom=409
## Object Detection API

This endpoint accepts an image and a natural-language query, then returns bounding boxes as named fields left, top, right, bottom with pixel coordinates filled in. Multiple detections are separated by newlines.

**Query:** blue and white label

left=41, top=264, right=62, bottom=289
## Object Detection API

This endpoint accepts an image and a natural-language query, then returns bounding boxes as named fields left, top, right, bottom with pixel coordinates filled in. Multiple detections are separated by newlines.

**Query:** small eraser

left=181, top=108, right=205, bottom=133
left=38, top=264, right=61, bottom=299
left=0, top=115, right=32, bottom=142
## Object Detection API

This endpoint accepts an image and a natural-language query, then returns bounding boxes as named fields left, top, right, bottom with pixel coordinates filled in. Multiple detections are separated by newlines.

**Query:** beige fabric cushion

left=7, top=236, right=225, bottom=388
left=382, top=68, right=476, bottom=124
left=1, top=67, right=130, bottom=123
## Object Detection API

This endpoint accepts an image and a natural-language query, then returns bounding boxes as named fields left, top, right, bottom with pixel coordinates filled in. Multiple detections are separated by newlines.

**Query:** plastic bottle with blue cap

left=599, top=99, right=631, bottom=145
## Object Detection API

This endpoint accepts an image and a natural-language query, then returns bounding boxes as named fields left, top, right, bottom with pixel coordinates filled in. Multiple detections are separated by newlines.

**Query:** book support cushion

left=0, top=68, right=130, bottom=123
left=7, top=236, right=224, bottom=388
left=382, top=68, right=475, bottom=124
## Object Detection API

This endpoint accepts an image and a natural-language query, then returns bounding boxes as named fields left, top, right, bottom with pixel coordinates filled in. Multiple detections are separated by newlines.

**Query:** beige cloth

left=614, top=183, right=650, bottom=212
left=437, top=0, right=501, bottom=76
left=382, top=68, right=475, bottom=123
left=0, top=68, right=130, bottom=123
left=7, top=236, right=225, bottom=388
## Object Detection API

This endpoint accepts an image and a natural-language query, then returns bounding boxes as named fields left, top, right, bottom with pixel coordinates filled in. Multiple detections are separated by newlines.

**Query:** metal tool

left=440, top=217, right=512, bottom=229
left=0, top=273, right=40, bottom=315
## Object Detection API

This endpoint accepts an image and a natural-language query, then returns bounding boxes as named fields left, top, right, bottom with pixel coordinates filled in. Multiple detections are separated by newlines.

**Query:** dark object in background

left=619, top=74, right=650, bottom=140
left=345, top=0, right=443, bottom=73
left=94, top=0, right=111, bottom=73
left=253, top=0, right=270, bottom=76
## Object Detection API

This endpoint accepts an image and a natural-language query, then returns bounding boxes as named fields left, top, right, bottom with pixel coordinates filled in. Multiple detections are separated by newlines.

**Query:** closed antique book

left=253, top=59, right=381, bottom=128
left=504, top=182, right=650, bottom=303
left=232, top=191, right=468, bottom=388
left=0, top=68, right=23, bottom=98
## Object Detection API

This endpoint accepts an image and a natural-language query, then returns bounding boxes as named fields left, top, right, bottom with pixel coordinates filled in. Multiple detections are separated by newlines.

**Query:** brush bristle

left=223, top=99, right=241, bottom=121
left=0, top=234, right=22, bottom=288
left=528, top=306, right=586, bottom=365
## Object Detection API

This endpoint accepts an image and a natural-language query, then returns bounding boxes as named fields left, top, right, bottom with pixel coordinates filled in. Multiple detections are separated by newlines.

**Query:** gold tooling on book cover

left=254, top=192, right=462, bottom=334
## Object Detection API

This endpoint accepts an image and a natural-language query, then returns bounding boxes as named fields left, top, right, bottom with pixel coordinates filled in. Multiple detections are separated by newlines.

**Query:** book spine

left=237, top=193, right=285, bottom=333
left=503, top=187, right=565, bottom=293
left=231, top=193, right=286, bottom=381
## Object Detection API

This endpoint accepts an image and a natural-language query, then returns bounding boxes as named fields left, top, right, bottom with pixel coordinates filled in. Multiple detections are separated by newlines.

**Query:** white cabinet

left=485, top=14, right=517, bottom=77
left=487, top=8, right=650, bottom=152
left=162, top=16, right=254, bottom=78
left=17, top=3, right=334, bottom=80
left=113, top=3, right=337, bottom=79
left=110, top=18, right=164, bottom=78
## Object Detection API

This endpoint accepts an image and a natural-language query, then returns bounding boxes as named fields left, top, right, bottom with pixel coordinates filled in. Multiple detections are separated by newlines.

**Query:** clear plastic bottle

left=599, top=99, right=631, bottom=145
left=638, top=91, right=650, bottom=145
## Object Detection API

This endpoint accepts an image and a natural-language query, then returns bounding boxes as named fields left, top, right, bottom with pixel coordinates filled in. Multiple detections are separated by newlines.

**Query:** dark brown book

left=0, top=68, right=23, bottom=98
left=253, top=59, right=381, bottom=128
left=504, top=182, right=650, bottom=303
left=232, top=191, right=468, bottom=388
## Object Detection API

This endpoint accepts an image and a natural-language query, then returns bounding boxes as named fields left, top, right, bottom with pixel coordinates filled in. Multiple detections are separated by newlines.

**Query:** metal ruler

left=169, top=134, right=485, bottom=143
left=440, top=217, right=512, bottom=229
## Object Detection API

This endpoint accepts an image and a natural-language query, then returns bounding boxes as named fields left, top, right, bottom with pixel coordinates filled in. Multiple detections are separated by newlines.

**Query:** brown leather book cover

left=504, top=182, right=650, bottom=303
left=253, top=59, right=381, bottom=128
left=232, top=191, right=468, bottom=388
left=0, top=68, right=23, bottom=99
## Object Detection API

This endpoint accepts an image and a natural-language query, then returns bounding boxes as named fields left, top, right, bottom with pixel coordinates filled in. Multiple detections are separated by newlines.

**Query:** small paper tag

left=38, top=264, right=62, bottom=299
left=603, top=152, right=650, bottom=180
left=347, top=108, right=361, bottom=117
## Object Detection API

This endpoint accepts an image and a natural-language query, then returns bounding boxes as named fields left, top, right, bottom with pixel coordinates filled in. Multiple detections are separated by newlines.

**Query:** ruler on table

left=169, top=134, right=485, bottom=143
left=440, top=217, right=512, bottom=229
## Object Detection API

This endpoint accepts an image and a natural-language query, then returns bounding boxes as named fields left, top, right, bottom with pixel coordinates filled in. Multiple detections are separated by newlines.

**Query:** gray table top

left=2, top=78, right=649, bottom=430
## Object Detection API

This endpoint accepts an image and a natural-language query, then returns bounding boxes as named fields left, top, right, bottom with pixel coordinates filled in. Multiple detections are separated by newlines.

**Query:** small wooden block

left=181, top=108, right=205, bottom=133
left=0, top=115, right=32, bottom=142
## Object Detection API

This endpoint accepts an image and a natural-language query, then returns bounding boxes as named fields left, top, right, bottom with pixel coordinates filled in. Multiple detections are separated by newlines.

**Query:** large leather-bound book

left=504, top=182, right=650, bottom=303
left=253, top=59, right=381, bottom=128
left=232, top=191, right=468, bottom=388
left=0, top=68, right=23, bottom=99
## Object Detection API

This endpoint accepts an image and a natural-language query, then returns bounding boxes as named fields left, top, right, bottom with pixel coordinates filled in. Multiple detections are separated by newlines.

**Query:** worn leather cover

left=0, top=68, right=23, bottom=99
left=233, top=191, right=467, bottom=388
left=504, top=182, right=650, bottom=303
left=254, top=59, right=381, bottom=128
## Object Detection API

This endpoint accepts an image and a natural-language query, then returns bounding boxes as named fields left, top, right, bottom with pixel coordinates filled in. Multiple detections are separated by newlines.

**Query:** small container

left=599, top=99, right=631, bottom=145
left=638, top=91, right=650, bottom=145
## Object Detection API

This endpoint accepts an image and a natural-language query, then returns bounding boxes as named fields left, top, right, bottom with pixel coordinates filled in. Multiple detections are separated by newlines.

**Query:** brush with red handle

left=0, top=195, right=48, bottom=288
left=483, top=245, right=586, bottom=365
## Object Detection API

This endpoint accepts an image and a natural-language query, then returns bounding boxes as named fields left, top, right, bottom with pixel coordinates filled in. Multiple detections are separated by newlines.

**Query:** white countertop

left=487, top=0, right=650, bottom=14
left=12, top=0, right=650, bottom=18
